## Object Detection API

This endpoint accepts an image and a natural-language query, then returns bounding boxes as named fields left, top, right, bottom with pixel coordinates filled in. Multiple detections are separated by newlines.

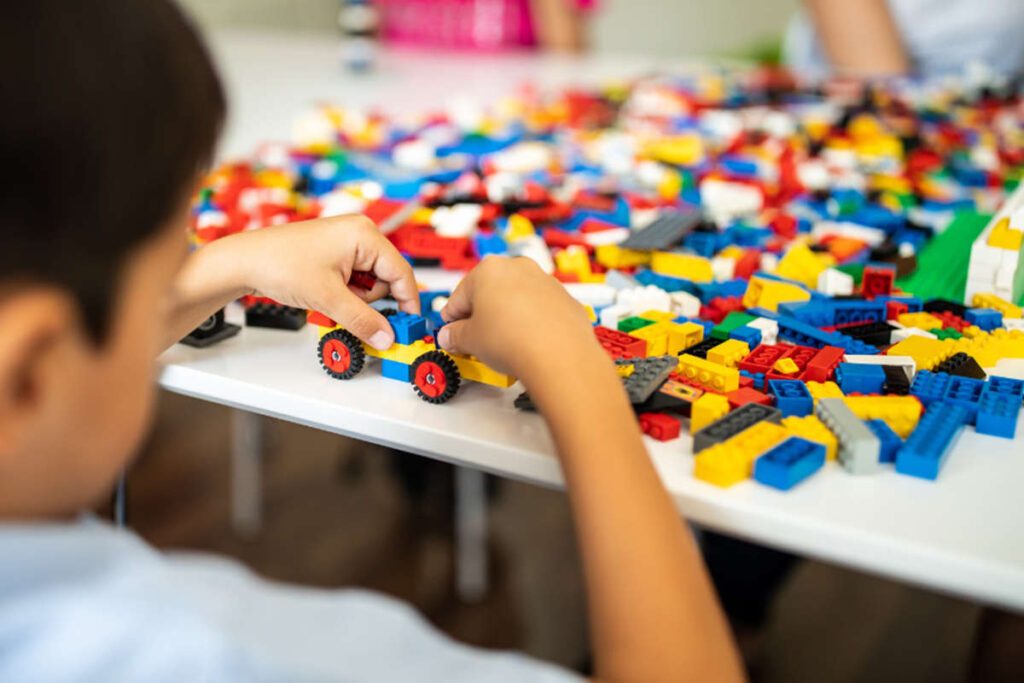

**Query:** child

left=786, top=0, right=1024, bottom=78
left=0, top=1, right=743, bottom=681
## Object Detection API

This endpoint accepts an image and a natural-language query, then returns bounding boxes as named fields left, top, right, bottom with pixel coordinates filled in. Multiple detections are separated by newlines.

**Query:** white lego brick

left=890, top=326, right=937, bottom=342
left=392, top=138, right=437, bottom=170
left=842, top=354, right=916, bottom=380
left=599, top=303, right=631, bottom=329
left=1003, top=317, right=1024, bottom=331
left=583, top=227, right=631, bottom=246
left=604, top=269, right=639, bottom=290
left=616, top=285, right=672, bottom=316
left=431, top=204, right=482, bottom=238
left=760, top=252, right=779, bottom=272
left=748, top=317, right=778, bottom=345
left=711, top=255, right=736, bottom=281
left=430, top=296, right=449, bottom=313
left=817, top=267, right=854, bottom=296
left=508, top=234, right=554, bottom=274
left=699, top=178, right=763, bottom=221
left=563, top=283, right=616, bottom=309
left=810, top=221, right=886, bottom=247
left=669, top=291, right=701, bottom=318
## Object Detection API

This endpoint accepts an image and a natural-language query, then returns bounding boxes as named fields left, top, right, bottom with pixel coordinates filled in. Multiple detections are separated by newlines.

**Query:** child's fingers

left=436, top=318, right=471, bottom=354
left=347, top=226, right=420, bottom=315
left=439, top=270, right=477, bottom=323
left=322, top=277, right=395, bottom=351
left=348, top=279, right=391, bottom=303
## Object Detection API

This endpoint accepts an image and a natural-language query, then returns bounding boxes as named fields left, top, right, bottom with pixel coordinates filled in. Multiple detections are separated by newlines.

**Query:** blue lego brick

left=767, top=379, right=813, bottom=417
left=718, top=279, right=749, bottom=298
left=964, top=307, right=1002, bottom=331
left=753, top=436, right=826, bottom=491
left=425, top=311, right=445, bottom=335
left=740, top=370, right=767, bottom=391
left=975, top=376, right=1024, bottom=438
left=895, top=401, right=969, bottom=480
left=730, top=325, right=762, bottom=348
left=943, top=375, right=985, bottom=424
left=387, top=312, right=428, bottom=345
left=380, top=358, right=412, bottom=382
left=417, top=290, right=450, bottom=314
left=909, top=370, right=953, bottom=406
left=776, top=315, right=878, bottom=354
left=472, top=231, right=507, bottom=258
left=778, top=301, right=833, bottom=326
left=633, top=269, right=701, bottom=294
left=835, top=363, right=886, bottom=394
left=683, top=231, right=718, bottom=258
left=828, top=300, right=886, bottom=326
left=866, top=419, right=902, bottom=463
left=572, top=196, right=631, bottom=227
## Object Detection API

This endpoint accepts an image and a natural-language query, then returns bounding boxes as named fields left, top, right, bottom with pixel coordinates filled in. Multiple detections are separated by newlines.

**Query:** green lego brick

left=896, top=211, right=991, bottom=302
left=836, top=262, right=864, bottom=286
left=618, top=316, right=656, bottom=333
left=712, top=312, right=757, bottom=340
left=930, top=327, right=962, bottom=340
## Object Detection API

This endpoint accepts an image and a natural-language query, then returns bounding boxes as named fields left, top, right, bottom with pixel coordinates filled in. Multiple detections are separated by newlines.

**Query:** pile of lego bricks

left=189, top=67, right=1024, bottom=488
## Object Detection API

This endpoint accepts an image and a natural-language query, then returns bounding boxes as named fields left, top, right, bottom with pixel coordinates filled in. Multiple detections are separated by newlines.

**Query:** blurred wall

left=179, top=0, right=800, bottom=57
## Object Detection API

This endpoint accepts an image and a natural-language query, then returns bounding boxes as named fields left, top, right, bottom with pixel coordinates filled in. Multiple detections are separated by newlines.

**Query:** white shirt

left=0, top=517, right=580, bottom=682
left=785, top=0, right=1024, bottom=78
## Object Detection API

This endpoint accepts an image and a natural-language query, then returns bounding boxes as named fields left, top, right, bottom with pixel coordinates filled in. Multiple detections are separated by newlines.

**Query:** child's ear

left=0, top=288, right=76, bottom=458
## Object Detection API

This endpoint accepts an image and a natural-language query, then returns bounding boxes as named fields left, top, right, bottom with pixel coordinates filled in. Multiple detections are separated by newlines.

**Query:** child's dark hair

left=0, top=0, right=225, bottom=342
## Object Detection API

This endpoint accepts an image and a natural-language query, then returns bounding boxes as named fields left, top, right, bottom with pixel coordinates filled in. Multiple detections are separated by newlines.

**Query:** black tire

left=410, top=351, right=461, bottom=404
left=318, top=329, right=365, bottom=380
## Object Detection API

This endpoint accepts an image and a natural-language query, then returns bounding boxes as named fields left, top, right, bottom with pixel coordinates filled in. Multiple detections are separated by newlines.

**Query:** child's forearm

left=804, top=0, right=910, bottom=76
left=522, top=350, right=745, bottom=683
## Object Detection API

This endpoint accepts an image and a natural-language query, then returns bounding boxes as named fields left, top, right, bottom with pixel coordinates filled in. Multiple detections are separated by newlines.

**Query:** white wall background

left=179, top=0, right=800, bottom=57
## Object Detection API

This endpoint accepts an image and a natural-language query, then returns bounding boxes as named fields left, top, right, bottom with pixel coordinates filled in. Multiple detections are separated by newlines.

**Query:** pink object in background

left=376, top=0, right=593, bottom=50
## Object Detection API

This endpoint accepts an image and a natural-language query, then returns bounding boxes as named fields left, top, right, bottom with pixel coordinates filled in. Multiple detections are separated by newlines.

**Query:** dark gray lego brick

left=693, top=402, right=782, bottom=453
left=619, top=210, right=701, bottom=251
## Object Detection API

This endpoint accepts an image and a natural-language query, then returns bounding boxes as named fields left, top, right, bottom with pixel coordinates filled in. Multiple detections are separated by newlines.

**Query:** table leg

left=231, top=409, right=264, bottom=537
left=455, top=466, right=488, bottom=602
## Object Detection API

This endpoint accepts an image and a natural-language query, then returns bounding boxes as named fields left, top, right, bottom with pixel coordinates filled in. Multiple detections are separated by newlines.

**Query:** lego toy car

left=310, top=310, right=515, bottom=404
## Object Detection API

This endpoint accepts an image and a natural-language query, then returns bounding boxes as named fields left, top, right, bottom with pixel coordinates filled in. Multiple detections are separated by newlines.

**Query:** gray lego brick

left=604, top=269, right=640, bottom=290
left=693, top=402, right=783, bottom=453
left=619, top=210, right=701, bottom=251
left=617, top=355, right=678, bottom=404
left=814, top=398, right=881, bottom=475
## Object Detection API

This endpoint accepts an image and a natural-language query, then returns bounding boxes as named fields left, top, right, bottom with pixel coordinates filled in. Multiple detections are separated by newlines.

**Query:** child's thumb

left=437, top=319, right=471, bottom=355
left=326, top=285, right=395, bottom=351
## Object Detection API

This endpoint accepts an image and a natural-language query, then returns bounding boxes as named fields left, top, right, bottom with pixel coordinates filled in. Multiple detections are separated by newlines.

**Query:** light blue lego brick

left=895, top=402, right=969, bottom=480
left=976, top=376, right=1024, bottom=438
left=380, top=358, right=412, bottom=382
left=730, top=325, right=762, bottom=348
left=387, top=312, right=429, bottom=345
left=943, top=376, right=985, bottom=424
left=835, top=363, right=886, bottom=394
left=473, top=232, right=507, bottom=258
left=910, top=370, right=953, bottom=406
left=866, top=419, right=902, bottom=463
left=753, top=436, right=826, bottom=491
left=767, top=379, right=813, bottom=417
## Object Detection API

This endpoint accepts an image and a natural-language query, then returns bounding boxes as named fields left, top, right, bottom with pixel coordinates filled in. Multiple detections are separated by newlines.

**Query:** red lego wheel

left=318, top=329, right=365, bottom=380
left=410, top=351, right=460, bottom=404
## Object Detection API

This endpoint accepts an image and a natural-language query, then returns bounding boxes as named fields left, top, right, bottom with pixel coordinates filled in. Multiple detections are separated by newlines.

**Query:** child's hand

left=437, top=256, right=602, bottom=379
left=228, top=215, right=419, bottom=350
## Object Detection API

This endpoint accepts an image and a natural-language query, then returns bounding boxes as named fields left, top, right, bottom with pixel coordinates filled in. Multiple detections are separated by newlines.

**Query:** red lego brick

left=803, top=345, right=845, bottom=382
left=765, top=344, right=817, bottom=381
left=638, top=413, right=681, bottom=441
left=542, top=228, right=593, bottom=253
left=886, top=300, right=908, bottom=320
left=861, top=264, right=896, bottom=298
left=739, top=343, right=794, bottom=374
left=734, top=249, right=761, bottom=280
left=308, top=310, right=336, bottom=327
left=594, top=326, right=647, bottom=359
left=726, top=387, right=773, bottom=409
left=933, top=310, right=968, bottom=332
left=349, top=271, right=377, bottom=290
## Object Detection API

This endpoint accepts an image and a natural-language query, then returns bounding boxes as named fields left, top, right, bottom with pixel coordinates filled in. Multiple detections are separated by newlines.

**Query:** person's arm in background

left=438, top=258, right=745, bottom=683
left=803, top=0, right=911, bottom=76
left=530, top=0, right=587, bottom=52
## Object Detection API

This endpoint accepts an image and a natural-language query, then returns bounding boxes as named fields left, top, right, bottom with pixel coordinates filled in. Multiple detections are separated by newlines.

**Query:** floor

left=116, top=390, right=999, bottom=682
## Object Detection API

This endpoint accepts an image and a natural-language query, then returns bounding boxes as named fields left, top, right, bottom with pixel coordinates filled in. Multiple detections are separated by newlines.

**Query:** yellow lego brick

left=988, top=329, right=1024, bottom=359
left=707, top=339, right=750, bottom=368
left=656, top=168, right=683, bottom=200
left=505, top=213, right=536, bottom=240
left=594, top=244, right=650, bottom=269
left=631, top=320, right=704, bottom=357
left=690, top=393, right=730, bottom=434
left=871, top=174, right=912, bottom=194
left=718, top=245, right=746, bottom=261
left=806, top=381, right=843, bottom=402
left=555, top=245, right=591, bottom=276
left=638, top=310, right=676, bottom=322
left=897, top=312, right=944, bottom=331
left=410, top=207, right=435, bottom=224
left=677, top=354, right=739, bottom=392
left=774, top=244, right=831, bottom=288
left=650, top=252, right=713, bottom=282
left=693, top=422, right=789, bottom=487
left=781, top=415, right=838, bottom=461
left=451, top=354, right=517, bottom=388
left=317, top=324, right=339, bottom=340
left=843, top=396, right=922, bottom=439
left=741, top=276, right=811, bottom=311
left=644, top=134, right=704, bottom=166
left=368, top=338, right=437, bottom=364
left=616, top=363, right=635, bottom=377
left=583, top=304, right=597, bottom=324
left=885, top=335, right=953, bottom=371
left=987, top=217, right=1024, bottom=250
left=629, top=323, right=669, bottom=356
left=774, top=358, right=800, bottom=375
left=972, top=293, right=1022, bottom=319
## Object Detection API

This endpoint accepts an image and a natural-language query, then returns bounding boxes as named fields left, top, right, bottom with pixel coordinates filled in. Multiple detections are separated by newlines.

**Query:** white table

left=161, top=29, right=1024, bottom=612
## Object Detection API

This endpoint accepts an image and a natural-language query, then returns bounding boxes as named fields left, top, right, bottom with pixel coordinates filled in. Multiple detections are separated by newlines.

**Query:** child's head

left=0, top=0, right=224, bottom=517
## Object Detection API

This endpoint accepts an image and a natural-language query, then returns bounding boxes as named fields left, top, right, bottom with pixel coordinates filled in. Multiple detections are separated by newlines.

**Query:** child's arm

left=803, top=0, right=910, bottom=76
left=438, top=258, right=745, bottom=683
left=165, top=215, right=420, bottom=350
